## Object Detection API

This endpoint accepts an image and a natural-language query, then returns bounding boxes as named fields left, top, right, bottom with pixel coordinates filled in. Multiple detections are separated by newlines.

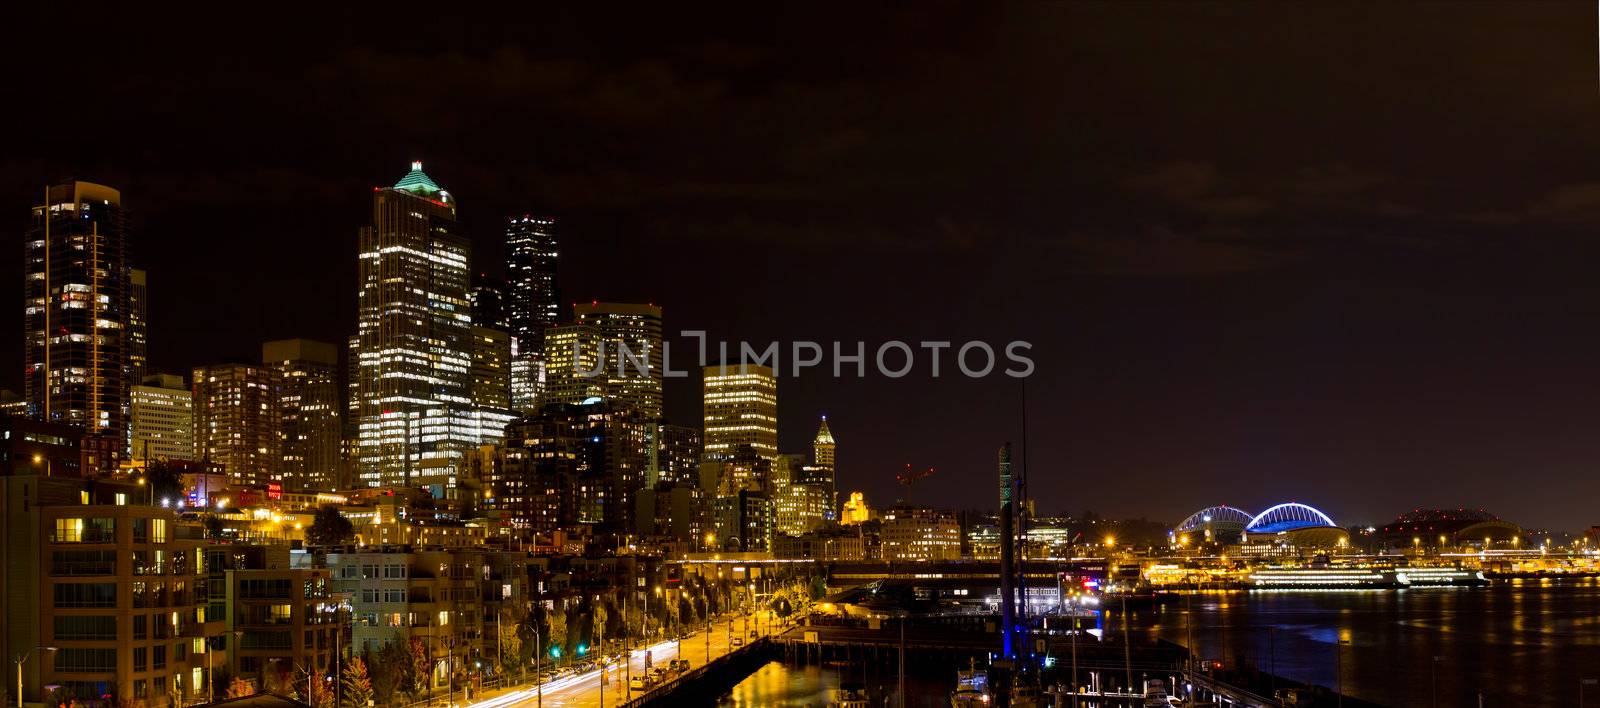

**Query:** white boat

left=1143, top=679, right=1182, bottom=707
left=1248, top=568, right=1403, bottom=589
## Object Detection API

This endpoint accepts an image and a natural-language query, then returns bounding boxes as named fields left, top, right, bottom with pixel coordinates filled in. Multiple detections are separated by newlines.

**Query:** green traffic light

left=577, top=645, right=587, bottom=656
left=550, top=647, right=561, bottom=658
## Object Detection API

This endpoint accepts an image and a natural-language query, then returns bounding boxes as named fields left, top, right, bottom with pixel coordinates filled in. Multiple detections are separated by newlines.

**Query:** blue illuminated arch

left=1177, top=505, right=1253, bottom=532
left=1247, top=503, right=1337, bottom=533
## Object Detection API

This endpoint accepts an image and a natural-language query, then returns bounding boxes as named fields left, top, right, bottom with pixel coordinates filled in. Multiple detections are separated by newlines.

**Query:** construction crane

left=896, top=463, right=935, bottom=504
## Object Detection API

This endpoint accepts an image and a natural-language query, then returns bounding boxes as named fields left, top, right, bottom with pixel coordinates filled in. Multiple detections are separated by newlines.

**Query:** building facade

left=326, top=547, right=486, bottom=691
left=505, top=216, right=559, bottom=412
left=130, top=374, right=194, bottom=463
left=128, top=268, right=148, bottom=382
left=351, top=163, right=478, bottom=490
left=702, top=364, right=777, bottom=462
left=543, top=304, right=662, bottom=418
left=32, top=503, right=222, bottom=707
left=264, top=339, right=342, bottom=492
left=880, top=507, right=962, bottom=561
left=193, top=363, right=282, bottom=487
left=24, top=181, right=131, bottom=456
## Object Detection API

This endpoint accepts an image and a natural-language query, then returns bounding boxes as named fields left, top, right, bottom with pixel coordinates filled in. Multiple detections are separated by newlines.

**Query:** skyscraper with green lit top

left=350, top=162, right=479, bottom=492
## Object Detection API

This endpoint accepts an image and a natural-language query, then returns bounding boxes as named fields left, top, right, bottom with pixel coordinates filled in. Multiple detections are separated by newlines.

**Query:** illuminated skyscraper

left=470, top=325, right=513, bottom=411
left=543, top=303, right=664, bottom=418
left=506, top=216, right=559, bottom=411
left=193, top=363, right=282, bottom=487
left=23, top=181, right=131, bottom=455
left=702, top=363, right=777, bottom=461
left=264, top=339, right=342, bottom=491
left=129, top=373, right=192, bottom=463
left=812, top=416, right=835, bottom=471
left=798, top=416, right=838, bottom=521
left=351, top=162, right=477, bottom=490
left=128, top=268, right=147, bottom=381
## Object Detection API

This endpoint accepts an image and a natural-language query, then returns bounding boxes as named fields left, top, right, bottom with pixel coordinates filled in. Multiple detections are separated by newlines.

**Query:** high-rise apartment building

left=542, top=303, right=663, bottom=418
left=505, top=216, right=559, bottom=412
left=128, top=268, right=148, bottom=381
left=130, top=374, right=193, bottom=463
left=702, top=363, right=778, bottom=461
left=351, top=163, right=478, bottom=489
left=24, top=181, right=131, bottom=453
left=1, top=475, right=224, bottom=708
left=193, top=363, right=282, bottom=487
left=469, top=326, right=512, bottom=410
left=264, top=339, right=342, bottom=491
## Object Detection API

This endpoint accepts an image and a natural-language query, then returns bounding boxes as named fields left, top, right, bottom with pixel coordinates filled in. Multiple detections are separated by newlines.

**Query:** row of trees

left=223, top=571, right=824, bottom=708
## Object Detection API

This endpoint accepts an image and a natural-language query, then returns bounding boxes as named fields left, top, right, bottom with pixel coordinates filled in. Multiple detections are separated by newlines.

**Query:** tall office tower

left=469, top=279, right=509, bottom=330
left=542, top=323, right=602, bottom=405
left=799, top=416, right=838, bottom=520
left=542, top=303, right=664, bottom=417
left=469, top=326, right=513, bottom=410
left=23, top=181, right=131, bottom=452
left=812, top=416, right=835, bottom=472
left=702, top=363, right=778, bottom=461
left=352, top=162, right=478, bottom=490
left=264, top=339, right=342, bottom=491
left=567, top=303, right=664, bottom=417
left=193, top=363, right=282, bottom=486
left=505, top=216, right=559, bottom=412
left=129, top=373, right=193, bottom=463
left=127, top=268, right=147, bottom=381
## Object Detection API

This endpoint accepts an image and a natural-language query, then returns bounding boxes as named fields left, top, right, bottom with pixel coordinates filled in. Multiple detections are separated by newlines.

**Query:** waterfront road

left=463, top=611, right=781, bottom=708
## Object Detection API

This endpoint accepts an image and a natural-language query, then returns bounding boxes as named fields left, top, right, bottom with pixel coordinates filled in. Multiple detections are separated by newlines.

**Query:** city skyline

left=7, top=4, right=1600, bottom=531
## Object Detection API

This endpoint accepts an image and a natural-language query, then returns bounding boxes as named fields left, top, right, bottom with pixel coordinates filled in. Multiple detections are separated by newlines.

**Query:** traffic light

left=550, top=646, right=562, bottom=658
left=576, top=644, right=587, bottom=656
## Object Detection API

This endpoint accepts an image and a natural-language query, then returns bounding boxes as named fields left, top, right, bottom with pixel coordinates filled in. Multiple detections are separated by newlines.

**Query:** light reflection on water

left=717, top=660, right=954, bottom=708
left=721, top=580, right=1600, bottom=707
left=1141, top=578, right=1600, bottom=707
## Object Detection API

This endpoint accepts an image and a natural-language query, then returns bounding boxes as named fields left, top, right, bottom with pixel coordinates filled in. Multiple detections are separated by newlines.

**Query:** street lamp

left=15, top=647, right=56, bottom=708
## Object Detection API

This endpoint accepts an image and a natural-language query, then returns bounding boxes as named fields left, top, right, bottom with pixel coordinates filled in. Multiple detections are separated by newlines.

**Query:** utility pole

left=1122, top=595, right=1133, bottom=695
left=1070, top=600, right=1079, bottom=708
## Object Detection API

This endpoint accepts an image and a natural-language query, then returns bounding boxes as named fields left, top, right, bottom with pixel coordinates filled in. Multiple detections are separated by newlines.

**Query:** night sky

left=5, top=3, right=1600, bottom=530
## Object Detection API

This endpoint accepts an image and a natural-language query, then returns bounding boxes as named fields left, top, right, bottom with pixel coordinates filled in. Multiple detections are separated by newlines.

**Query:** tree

left=370, top=643, right=407, bottom=706
left=405, top=639, right=434, bottom=699
left=499, top=621, right=524, bottom=675
left=264, top=659, right=296, bottom=696
left=293, top=664, right=336, bottom=708
left=145, top=459, right=186, bottom=503
left=306, top=505, right=356, bottom=547
left=592, top=602, right=609, bottom=651
left=227, top=676, right=257, bottom=698
left=341, top=656, right=374, bottom=708
left=204, top=513, right=226, bottom=538
left=547, top=607, right=568, bottom=662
